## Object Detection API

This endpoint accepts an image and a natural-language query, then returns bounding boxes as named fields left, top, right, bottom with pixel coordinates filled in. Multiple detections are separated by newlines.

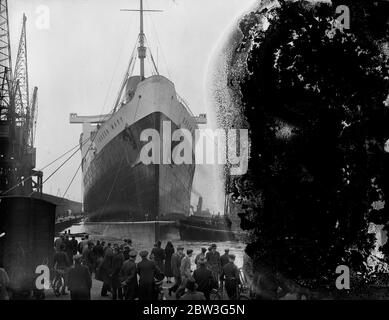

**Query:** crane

left=29, top=86, right=38, bottom=147
left=0, top=0, right=13, bottom=122
left=0, top=2, right=41, bottom=195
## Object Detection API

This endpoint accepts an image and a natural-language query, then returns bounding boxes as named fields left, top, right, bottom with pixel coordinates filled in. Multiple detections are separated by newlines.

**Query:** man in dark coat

left=220, top=249, right=230, bottom=286
left=82, top=242, right=95, bottom=275
left=63, top=235, right=74, bottom=266
left=98, top=249, right=113, bottom=297
left=68, top=254, right=92, bottom=300
left=221, top=254, right=241, bottom=300
left=70, top=236, right=79, bottom=256
left=164, top=242, right=174, bottom=283
left=193, top=258, right=215, bottom=300
left=220, top=249, right=230, bottom=268
left=104, top=243, right=113, bottom=256
left=93, top=241, right=104, bottom=259
left=168, top=245, right=184, bottom=296
left=93, top=241, right=104, bottom=274
left=206, top=244, right=221, bottom=287
left=53, top=244, right=71, bottom=295
left=120, top=250, right=138, bottom=300
left=122, top=245, right=131, bottom=261
left=111, top=246, right=124, bottom=300
left=53, top=244, right=70, bottom=270
left=150, top=240, right=166, bottom=272
left=136, top=250, right=160, bottom=300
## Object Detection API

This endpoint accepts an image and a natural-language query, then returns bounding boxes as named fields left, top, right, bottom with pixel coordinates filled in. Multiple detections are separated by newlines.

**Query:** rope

left=41, top=147, right=81, bottom=186
left=113, top=35, right=140, bottom=112
left=144, top=0, right=172, bottom=79
left=129, top=50, right=137, bottom=76
left=101, top=17, right=136, bottom=115
left=58, top=161, right=82, bottom=205
left=39, top=139, right=88, bottom=172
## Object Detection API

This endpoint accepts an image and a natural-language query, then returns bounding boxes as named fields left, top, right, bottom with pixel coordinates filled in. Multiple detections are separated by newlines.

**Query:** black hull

left=83, top=112, right=195, bottom=222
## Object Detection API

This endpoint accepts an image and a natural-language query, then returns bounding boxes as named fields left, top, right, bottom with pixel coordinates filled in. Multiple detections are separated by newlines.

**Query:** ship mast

left=139, top=0, right=145, bottom=79
left=121, top=0, right=162, bottom=80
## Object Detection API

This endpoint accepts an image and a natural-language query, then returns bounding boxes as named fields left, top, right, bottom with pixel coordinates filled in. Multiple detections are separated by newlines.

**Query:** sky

left=8, top=0, right=254, bottom=212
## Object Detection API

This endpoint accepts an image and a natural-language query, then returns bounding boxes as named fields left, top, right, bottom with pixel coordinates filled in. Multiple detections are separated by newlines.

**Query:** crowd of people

left=53, top=232, right=242, bottom=300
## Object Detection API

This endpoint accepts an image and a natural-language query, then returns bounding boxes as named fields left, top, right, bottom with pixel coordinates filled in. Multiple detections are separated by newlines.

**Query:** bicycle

left=209, top=281, right=224, bottom=300
left=154, top=279, right=166, bottom=300
left=211, top=281, right=250, bottom=300
left=238, top=283, right=251, bottom=300
left=210, top=288, right=222, bottom=300
left=52, top=268, right=66, bottom=297
left=208, top=271, right=224, bottom=300
left=237, top=268, right=253, bottom=300
left=211, top=270, right=249, bottom=300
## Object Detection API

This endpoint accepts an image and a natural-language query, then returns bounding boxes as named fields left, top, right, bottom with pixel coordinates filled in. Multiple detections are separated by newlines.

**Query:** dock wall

left=83, top=221, right=179, bottom=244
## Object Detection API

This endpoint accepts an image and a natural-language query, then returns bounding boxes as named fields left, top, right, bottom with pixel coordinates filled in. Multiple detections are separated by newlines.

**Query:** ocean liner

left=70, top=1, right=205, bottom=224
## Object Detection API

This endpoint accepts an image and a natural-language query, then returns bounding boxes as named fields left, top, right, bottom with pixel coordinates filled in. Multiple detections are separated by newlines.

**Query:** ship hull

left=177, top=215, right=247, bottom=242
left=84, top=112, right=195, bottom=222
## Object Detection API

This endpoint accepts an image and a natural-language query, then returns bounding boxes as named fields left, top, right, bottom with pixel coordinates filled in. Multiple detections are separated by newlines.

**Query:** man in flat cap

left=221, top=254, right=240, bottom=300
left=120, top=250, right=138, bottom=300
left=67, top=254, right=92, bottom=300
left=206, top=244, right=221, bottom=288
left=169, top=245, right=185, bottom=297
left=137, top=250, right=162, bottom=300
